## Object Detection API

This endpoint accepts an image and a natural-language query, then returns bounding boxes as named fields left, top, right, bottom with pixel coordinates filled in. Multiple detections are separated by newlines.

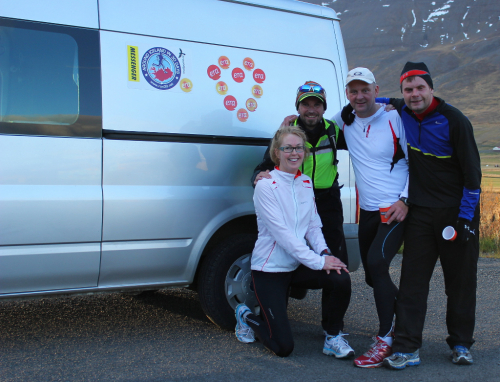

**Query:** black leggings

left=358, top=209, right=404, bottom=336
left=246, top=265, right=351, bottom=357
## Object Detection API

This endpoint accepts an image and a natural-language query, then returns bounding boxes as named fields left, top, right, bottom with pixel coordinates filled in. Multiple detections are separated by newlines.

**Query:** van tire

left=198, top=233, right=257, bottom=331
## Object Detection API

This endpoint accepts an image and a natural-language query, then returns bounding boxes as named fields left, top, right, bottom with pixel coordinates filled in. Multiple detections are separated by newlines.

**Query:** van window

left=0, top=27, right=79, bottom=125
left=0, top=18, right=102, bottom=137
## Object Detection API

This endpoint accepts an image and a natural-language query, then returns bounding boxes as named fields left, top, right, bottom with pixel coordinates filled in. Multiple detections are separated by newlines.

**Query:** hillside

left=302, top=0, right=500, bottom=148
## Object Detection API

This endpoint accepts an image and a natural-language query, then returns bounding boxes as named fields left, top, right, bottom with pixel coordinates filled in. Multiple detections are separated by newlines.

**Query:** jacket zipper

left=292, top=178, right=299, bottom=238
left=418, top=120, right=422, bottom=144
left=312, top=150, right=317, bottom=185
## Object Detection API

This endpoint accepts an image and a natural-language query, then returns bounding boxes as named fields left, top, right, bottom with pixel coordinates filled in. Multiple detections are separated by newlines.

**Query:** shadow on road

left=132, top=288, right=209, bottom=323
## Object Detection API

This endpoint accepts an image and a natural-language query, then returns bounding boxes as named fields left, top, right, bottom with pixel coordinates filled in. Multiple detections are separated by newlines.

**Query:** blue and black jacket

left=377, top=97, right=481, bottom=221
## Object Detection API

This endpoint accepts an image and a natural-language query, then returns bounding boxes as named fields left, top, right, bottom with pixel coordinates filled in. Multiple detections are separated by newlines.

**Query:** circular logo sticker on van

left=246, top=98, right=257, bottom=112
left=224, top=95, right=237, bottom=111
left=243, top=57, right=254, bottom=71
left=207, top=65, right=221, bottom=80
left=237, top=108, right=249, bottom=122
left=252, top=85, right=263, bottom=98
left=232, top=68, right=245, bottom=83
left=141, top=47, right=181, bottom=90
left=219, top=56, right=231, bottom=69
left=253, top=69, right=266, bottom=84
left=216, top=81, right=228, bottom=95
left=180, top=78, right=193, bottom=92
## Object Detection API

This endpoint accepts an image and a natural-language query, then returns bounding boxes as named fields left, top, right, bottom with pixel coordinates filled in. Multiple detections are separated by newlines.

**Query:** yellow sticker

left=246, top=98, right=257, bottom=112
left=216, top=81, right=228, bottom=95
left=252, top=85, right=263, bottom=98
left=180, top=78, right=193, bottom=92
left=128, top=45, right=140, bottom=82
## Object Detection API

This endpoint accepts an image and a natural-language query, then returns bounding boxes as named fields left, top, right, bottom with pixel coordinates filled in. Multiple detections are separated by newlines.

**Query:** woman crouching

left=235, top=125, right=352, bottom=357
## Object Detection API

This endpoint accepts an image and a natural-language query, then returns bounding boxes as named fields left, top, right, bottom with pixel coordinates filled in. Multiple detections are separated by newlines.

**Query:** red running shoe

left=353, top=336, right=392, bottom=368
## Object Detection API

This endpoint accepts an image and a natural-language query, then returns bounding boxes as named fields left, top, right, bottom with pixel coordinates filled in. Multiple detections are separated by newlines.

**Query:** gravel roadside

left=0, top=255, right=498, bottom=381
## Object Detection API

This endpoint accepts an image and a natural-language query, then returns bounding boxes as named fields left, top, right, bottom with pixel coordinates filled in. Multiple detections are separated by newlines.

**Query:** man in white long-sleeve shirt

left=332, top=68, right=410, bottom=368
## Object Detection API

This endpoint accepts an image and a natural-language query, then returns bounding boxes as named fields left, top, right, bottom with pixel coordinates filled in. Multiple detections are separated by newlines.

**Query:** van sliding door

left=0, top=18, right=102, bottom=294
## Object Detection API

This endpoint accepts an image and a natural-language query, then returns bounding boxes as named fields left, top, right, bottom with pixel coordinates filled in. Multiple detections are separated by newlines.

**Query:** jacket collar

left=404, top=96, right=446, bottom=121
left=274, top=167, right=302, bottom=180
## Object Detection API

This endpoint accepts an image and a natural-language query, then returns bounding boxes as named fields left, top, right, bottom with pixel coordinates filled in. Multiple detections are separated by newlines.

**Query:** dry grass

left=480, top=187, right=500, bottom=258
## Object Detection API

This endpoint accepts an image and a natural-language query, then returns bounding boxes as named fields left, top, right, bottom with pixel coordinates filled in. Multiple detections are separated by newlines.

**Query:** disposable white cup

left=442, top=226, right=457, bottom=241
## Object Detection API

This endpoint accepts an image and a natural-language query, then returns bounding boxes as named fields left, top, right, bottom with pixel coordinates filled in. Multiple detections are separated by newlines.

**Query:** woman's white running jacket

left=251, top=168, right=328, bottom=273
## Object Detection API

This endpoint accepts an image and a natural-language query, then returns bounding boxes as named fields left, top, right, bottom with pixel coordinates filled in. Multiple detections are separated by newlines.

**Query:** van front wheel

left=198, top=233, right=258, bottom=330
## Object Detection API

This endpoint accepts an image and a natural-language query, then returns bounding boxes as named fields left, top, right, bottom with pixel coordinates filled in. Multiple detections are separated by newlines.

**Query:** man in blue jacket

left=377, top=62, right=481, bottom=369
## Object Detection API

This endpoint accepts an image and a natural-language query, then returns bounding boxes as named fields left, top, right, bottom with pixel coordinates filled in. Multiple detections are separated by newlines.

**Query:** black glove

left=456, top=218, right=475, bottom=243
left=341, top=103, right=355, bottom=126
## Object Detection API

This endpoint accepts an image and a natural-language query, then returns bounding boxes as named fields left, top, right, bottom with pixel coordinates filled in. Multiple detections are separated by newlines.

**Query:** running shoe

left=383, top=349, right=420, bottom=370
left=452, top=345, right=473, bottom=365
left=354, top=336, right=392, bottom=368
left=235, top=303, right=255, bottom=343
left=323, top=331, right=355, bottom=358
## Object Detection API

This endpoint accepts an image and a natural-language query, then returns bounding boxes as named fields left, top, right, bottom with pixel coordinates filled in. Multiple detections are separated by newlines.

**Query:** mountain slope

left=302, top=0, right=500, bottom=147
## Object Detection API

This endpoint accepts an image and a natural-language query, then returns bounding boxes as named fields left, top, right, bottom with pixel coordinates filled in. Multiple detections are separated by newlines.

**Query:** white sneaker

left=235, top=304, right=255, bottom=343
left=323, top=331, right=355, bottom=358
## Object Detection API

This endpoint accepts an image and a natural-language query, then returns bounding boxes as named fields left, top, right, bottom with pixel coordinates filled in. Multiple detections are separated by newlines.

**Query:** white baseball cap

left=346, top=67, right=376, bottom=85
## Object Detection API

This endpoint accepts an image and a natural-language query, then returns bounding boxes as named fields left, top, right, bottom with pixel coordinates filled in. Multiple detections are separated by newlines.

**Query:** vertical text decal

left=128, top=45, right=139, bottom=82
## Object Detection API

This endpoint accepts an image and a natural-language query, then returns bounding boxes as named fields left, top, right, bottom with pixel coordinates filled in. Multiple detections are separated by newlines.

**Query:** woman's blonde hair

left=270, top=125, right=309, bottom=165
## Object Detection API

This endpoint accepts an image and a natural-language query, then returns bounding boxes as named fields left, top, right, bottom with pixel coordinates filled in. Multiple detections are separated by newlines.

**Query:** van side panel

left=99, top=240, right=192, bottom=286
left=0, top=136, right=102, bottom=293
left=0, top=0, right=98, bottom=28
left=0, top=136, right=102, bottom=245
left=99, top=31, right=343, bottom=137
left=102, top=140, right=258, bottom=241
left=99, top=20, right=349, bottom=284
left=100, top=139, right=260, bottom=285
left=99, top=0, right=337, bottom=57
left=0, top=243, right=100, bottom=293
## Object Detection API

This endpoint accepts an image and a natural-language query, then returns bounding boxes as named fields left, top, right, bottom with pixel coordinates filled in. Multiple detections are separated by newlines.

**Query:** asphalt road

left=1, top=255, right=499, bottom=382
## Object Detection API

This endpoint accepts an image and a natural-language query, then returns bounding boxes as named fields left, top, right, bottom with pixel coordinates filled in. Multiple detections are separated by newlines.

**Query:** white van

left=0, top=0, right=359, bottom=329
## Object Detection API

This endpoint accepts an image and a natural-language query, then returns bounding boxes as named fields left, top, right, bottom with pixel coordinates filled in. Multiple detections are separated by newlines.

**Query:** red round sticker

left=207, top=65, right=221, bottom=80
left=237, top=108, right=249, bottom=122
left=219, top=56, right=230, bottom=69
left=253, top=69, right=266, bottom=84
left=232, top=68, right=245, bottom=83
left=224, top=95, right=237, bottom=111
left=246, top=98, right=257, bottom=112
left=243, top=57, right=254, bottom=71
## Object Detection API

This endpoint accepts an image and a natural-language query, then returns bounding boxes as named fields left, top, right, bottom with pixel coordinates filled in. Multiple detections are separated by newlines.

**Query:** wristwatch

left=399, top=197, right=410, bottom=207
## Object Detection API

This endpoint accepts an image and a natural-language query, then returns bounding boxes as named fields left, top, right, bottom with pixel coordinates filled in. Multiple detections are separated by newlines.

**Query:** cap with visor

left=345, top=67, right=376, bottom=85
left=295, top=81, right=327, bottom=110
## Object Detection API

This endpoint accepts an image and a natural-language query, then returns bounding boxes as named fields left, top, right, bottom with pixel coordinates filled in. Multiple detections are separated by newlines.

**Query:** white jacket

left=251, top=168, right=327, bottom=272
